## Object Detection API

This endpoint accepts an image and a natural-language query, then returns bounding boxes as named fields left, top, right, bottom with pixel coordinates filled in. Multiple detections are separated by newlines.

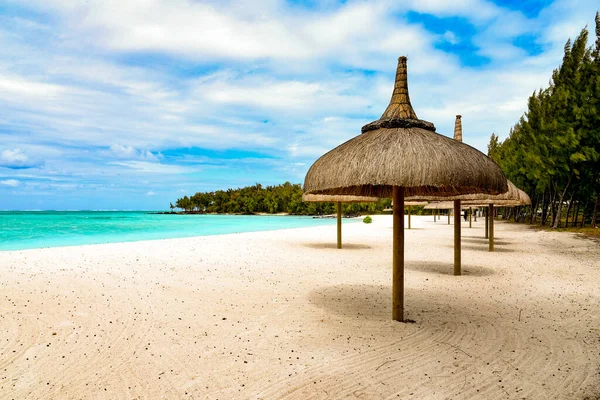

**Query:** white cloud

left=0, top=148, right=41, bottom=169
left=10, top=0, right=438, bottom=69
left=199, top=77, right=371, bottom=114
left=0, top=75, right=65, bottom=98
left=0, top=179, right=19, bottom=187
left=1, top=148, right=28, bottom=164
left=443, top=31, right=459, bottom=45
left=146, top=190, right=156, bottom=196
left=404, top=0, right=501, bottom=22
left=109, top=144, right=160, bottom=161
left=109, top=160, right=192, bottom=174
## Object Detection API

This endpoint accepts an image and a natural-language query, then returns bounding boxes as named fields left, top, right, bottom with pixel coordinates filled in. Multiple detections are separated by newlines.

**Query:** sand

left=0, top=215, right=599, bottom=399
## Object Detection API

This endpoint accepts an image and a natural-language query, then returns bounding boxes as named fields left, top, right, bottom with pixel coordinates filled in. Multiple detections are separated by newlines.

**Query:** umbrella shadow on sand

left=443, top=243, right=516, bottom=253
left=462, top=237, right=514, bottom=246
left=303, top=243, right=372, bottom=250
left=406, top=260, right=496, bottom=276
left=308, top=282, right=496, bottom=322
left=308, top=284, right=391, bottom=320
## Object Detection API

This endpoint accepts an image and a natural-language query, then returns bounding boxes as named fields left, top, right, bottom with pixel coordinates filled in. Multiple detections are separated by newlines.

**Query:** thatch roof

left=303, top=57, right=507, bottom=198
left=405, top=201, right=427, bottom=206
left=406, top=116, right=527, bottom=206
left=424, top=201, right=469, bottom=210
left=519, top=189, right=532, bottom=205
left=408, top=180, right=524, bottom=203
left=462, top=188, right=531, bottom=207
left=302, top=193, right=378, bottom=203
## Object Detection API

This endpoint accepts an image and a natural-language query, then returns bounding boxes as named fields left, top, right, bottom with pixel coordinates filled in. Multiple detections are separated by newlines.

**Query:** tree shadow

left=406, top=260, right=496, bottom=276
left=303, top=242, right=372, bottom=250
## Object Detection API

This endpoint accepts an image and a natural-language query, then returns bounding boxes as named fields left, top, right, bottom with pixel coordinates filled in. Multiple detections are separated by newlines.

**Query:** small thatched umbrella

left=423, top=201, right=458, bottom=224
left=304, top=57, right=507, bottom=322
left=410, top=115, right=469, bottom=273
left=408, top=115, right=523, bottom=273
left=463, top=187, right=531, bottom=250
left=302, top=193, right=378, bottom=249
left=405, top=201, right=427, bottom=229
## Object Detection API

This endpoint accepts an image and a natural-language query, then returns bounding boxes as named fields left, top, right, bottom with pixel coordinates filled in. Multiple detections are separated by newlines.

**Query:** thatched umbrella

left=410, top=114, right=468, bottom=273
left=404, top=201, right=427, bottom=229
left=463, top=187, right=531, bottom=250
left=415, top=183, right=525, bottom=245
left=423, top=201, right=458, bottom=224
left=304, top=57, right=507, bottom=322
left=409, top=115, right=527, bottom=272
left=434, top=181, right=528, bottom=250
left=424, top=201, right=469, bottom=210
left=302, top=193, right=377, bottom=249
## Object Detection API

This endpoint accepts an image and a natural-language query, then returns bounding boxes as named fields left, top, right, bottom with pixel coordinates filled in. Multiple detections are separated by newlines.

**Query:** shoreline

left=1, top=215, right=598, bottom=398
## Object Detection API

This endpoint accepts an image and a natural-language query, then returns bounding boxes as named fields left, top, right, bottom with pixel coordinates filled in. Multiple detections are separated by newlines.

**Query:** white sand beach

left=1, top=215, right=599, bottom=399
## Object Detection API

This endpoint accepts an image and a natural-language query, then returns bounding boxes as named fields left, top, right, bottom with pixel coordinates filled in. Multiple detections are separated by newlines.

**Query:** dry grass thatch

left=301, top=193, right=378, bottom=203
left=405, top=201, right=427, bottom=206
left=424, top=201, right=469, bottom=210
left=304, top=57, right=508, bottom=198
left=304, top=127, right=508, bottom=198
left=408, top=180, right=527, bottom=204
left=462, top=188, right=531, bottom=207
left=518, top=189, right=532, bottom=205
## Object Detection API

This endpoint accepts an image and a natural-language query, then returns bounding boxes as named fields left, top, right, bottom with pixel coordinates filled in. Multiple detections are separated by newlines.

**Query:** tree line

left=488, top=12, right=600, bottom=228
left=172, top=182, right=393, bottom=215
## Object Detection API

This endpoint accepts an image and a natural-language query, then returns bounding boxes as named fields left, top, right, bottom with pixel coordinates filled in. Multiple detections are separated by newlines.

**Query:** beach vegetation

left=489, top=12, right=600, bottom=229
left=363, top=216, right=373, bottom=224
left=173, top=182, right=392, bottom=216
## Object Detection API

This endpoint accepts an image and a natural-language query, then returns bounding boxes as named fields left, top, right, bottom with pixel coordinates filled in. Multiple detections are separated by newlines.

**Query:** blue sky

left=0, top=0, right=598, bottom=210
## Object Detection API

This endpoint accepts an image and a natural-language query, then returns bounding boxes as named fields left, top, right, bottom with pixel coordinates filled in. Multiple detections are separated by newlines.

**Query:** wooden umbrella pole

left=454, top=200, right=461, bottom=276
left=336, top=202, right=342, bottom=249
left=392, top=186, right=405, bottom=322
left=485, top=207, right=489, bottom=239
left=434, top=209, right=437, bottom=222
left=489, top=204, right=495, bottom=252
left=448, top=209, right=450, bottom=225
left=408, top=205, right=411, bottom=229
left=469, top=207, right=472, bottom=228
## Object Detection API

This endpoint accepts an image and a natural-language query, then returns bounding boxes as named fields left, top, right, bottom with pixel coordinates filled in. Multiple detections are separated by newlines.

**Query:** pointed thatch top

left=454, top=115, right=462, bottom=141
left=361, top=57, right=435, bottom=133
left=381, top=57, right=418, bottom=120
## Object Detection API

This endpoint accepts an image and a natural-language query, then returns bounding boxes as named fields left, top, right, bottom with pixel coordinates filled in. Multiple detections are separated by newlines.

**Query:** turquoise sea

left=0, top=211, right=345, bottom=251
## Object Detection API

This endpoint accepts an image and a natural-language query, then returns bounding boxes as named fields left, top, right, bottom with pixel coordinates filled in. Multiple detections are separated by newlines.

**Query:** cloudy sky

left=0, top=0, right=598, bottom=210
